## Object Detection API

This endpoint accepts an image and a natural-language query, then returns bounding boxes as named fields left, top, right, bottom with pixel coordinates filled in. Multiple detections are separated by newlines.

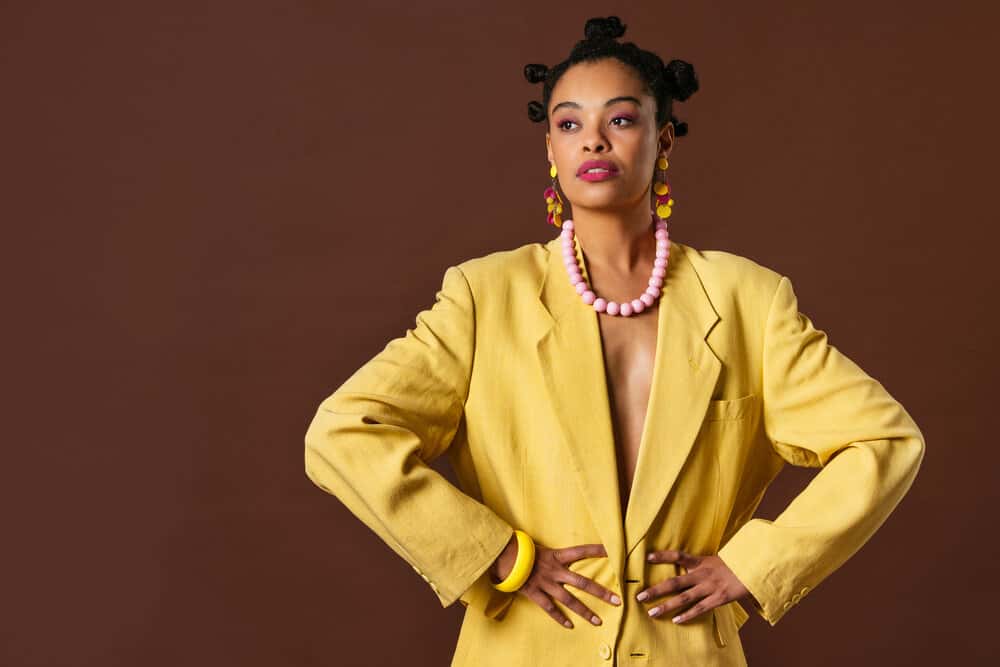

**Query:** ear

left=658, top=123, right=675, bottom=158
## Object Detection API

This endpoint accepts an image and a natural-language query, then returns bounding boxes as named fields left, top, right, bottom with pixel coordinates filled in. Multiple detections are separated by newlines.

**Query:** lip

left=576, top=159, right=620, bottom=181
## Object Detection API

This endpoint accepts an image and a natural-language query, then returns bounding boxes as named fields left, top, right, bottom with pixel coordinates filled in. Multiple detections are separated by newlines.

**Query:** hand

left=490, top=538, right=622, bottom=629
left=636, top=549, right=750, bottom=624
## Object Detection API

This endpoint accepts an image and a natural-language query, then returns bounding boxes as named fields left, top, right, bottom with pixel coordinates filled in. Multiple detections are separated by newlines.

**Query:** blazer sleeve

left=717, top=274, right=926, bottom=626
left=303, top=265, right=515, bottom=609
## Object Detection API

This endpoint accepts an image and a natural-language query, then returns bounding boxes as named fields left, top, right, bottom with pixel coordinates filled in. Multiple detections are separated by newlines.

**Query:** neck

left=570, top=202, right=658, bottom=276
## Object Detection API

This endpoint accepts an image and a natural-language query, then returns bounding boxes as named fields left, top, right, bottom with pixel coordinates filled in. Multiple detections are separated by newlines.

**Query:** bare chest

left=595, top=305, right=659, bottom=517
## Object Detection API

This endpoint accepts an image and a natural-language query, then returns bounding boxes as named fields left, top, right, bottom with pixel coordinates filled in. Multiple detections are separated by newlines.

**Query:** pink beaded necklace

left=560, top=213, right=670, bottom=317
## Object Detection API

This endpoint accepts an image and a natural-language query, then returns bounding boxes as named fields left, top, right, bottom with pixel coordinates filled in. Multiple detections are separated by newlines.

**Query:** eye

left=611, top=115, right=635, bottom=127
left=557, top=119, right=579, bottom=131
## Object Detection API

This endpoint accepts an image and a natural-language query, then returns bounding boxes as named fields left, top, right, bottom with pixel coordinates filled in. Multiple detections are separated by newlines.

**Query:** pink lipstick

left=577, top=159, right=620, bottom=182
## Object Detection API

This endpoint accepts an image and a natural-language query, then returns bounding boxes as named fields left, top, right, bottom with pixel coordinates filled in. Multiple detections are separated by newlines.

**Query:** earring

left=544, top=162, right=564, bottom=227
left=653, top=152, right=674, bottom=221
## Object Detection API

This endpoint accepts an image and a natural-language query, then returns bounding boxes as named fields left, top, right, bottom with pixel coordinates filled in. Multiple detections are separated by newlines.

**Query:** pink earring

left=544, top=162, right=564, bottom=227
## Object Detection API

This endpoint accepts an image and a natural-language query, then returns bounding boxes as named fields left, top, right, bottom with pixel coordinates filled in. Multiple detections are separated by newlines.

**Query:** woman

left=304, top=16, right=924, bottom=666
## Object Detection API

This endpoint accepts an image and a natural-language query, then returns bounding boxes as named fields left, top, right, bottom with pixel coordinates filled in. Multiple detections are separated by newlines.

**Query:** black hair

left=524, top=16, right=699, bottom=136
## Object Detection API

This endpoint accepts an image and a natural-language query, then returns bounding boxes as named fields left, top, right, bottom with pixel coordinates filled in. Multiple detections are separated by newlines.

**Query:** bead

left=654, top=182, right=669, bottom=195
left=550, top=163, right=558, bottom=178
left=657, top=156, right=668, bottom=170
left=558, top=218, right=670, bottom=317
left=656, top=204, right=672, bottom=218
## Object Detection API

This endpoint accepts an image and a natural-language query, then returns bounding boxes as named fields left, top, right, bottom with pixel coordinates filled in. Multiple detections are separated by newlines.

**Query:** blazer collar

left=532, top=234, right=722, bottom=572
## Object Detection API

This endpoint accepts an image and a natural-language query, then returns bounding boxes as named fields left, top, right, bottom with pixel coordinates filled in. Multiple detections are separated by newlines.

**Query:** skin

left=489, top=58, right=756, bottom=628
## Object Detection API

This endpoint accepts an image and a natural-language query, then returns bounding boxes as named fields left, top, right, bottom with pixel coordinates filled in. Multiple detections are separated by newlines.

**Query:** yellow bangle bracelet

left=493, top=529, right=536, bottom=592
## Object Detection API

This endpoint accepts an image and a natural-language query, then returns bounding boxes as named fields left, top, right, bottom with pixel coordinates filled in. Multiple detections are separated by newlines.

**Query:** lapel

left=532, top=233, right=722, bottom=572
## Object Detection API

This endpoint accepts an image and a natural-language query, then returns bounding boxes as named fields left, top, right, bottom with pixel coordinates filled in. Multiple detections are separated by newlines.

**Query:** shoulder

left=677, top=241, right=786, bottom=311
left=452, top=240, right=549, bottom=299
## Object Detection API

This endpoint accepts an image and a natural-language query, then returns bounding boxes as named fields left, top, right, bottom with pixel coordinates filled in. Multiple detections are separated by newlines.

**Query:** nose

left=582, top=126, right=609, bottom=153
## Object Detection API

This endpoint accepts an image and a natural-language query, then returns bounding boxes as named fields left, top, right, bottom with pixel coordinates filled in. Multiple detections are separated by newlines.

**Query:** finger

left=558, top=569, right=623, bottom=606
left=555, top=543, right=608, bottom=565
left=647, top=584, right=714, bottom=620
left=669, top=593, right=727, bottom=624
left=523, top=586, right=575, bottom=629
left=543, top=581, right=603, bottom=626
left=635, top=570, right=698, bottom=603
left=646, top=549, right=700, bottom=567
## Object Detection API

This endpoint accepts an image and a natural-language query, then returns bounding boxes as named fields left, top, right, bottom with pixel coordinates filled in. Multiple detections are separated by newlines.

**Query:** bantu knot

left=671, top=116, right=689, bottom=137
left=527, top=100, right=546, bottom=123
left=663, top=59, right=699, bottom=102
left=523, top=64, right=549, bottom=84
left=584, top=16, right=627, bottom=41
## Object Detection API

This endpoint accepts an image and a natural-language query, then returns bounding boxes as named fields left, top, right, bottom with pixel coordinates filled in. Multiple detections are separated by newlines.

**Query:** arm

left=717, top=275, right=926, bottom=626
left=304, top=265, right=514, bottom=609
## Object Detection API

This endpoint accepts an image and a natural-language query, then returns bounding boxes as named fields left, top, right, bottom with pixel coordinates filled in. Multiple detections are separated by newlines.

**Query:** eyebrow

left=550, top=96, right=643, bottom=115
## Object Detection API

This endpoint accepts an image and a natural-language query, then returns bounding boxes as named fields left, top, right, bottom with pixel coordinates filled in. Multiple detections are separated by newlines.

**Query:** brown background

left=3, top=1, right=996, bottom=665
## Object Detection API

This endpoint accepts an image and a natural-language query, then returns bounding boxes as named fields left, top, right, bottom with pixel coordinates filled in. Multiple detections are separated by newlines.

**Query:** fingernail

left=610, top=594, right=621, bottom=605
left=636, top=591, right=648, bottom=601
left=564, top=620, right=572, bottom=628
left=672, top=616, right=682, bottom=623
left=591, top=615, right=601, bottom=625
left=647, top=606, right=659, bottom=617
left=647, top=554, right=655, bottom=561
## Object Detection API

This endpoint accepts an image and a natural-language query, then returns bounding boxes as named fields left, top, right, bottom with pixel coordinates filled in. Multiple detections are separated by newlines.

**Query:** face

left=546, top=58, right=674, bottom=215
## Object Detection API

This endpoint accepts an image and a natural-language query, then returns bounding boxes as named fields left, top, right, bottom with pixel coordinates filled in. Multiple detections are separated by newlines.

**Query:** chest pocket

left=705, top=393, right=758, bottom=422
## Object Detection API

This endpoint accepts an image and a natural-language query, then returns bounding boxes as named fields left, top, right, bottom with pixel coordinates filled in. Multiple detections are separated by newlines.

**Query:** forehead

left=549, top=59, right=648, bottom=110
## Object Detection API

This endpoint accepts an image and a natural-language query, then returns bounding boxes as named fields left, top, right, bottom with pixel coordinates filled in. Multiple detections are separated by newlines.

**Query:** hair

left=523, top=16, right=699, bottom=137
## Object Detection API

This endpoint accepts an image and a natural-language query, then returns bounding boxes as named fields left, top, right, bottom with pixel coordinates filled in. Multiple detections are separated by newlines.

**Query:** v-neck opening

left=578, top=238, right=669, bottom=532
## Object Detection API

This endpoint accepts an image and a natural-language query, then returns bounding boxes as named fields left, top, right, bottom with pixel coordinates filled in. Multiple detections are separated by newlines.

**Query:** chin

left=566, top=188, right=637, bottom=211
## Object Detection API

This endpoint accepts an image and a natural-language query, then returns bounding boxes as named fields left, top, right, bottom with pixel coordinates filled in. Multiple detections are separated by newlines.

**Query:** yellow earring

left=544, top=162, right=564, bottom=227
left=653, top=153, right=674, bottom=220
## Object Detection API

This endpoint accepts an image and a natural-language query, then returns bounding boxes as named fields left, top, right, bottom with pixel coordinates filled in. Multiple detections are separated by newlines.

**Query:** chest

left=595, top=305, right=660, bottom=509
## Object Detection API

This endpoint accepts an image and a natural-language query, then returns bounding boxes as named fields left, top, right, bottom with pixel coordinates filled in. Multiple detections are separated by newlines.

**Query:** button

left=598, top=643, right=612, bottom=660
left=783, top=601, right=791, bottom=610
left=801, top=586, right=810, bottom=595
left=791, top=593, right=800, bottom=603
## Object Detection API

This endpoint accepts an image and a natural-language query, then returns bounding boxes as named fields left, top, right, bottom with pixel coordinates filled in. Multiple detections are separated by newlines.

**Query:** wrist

left=489, top=534, right=519, bottom=583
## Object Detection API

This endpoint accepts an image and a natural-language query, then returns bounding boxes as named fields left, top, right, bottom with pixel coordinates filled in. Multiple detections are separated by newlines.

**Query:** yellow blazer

left=304, top=235, right=925, bottom=666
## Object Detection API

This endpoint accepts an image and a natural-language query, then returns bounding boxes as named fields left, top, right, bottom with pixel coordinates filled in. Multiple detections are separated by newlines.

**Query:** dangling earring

left=652, top=152, right=674, bottom=221
left=544, top=162, right=564, bottom=227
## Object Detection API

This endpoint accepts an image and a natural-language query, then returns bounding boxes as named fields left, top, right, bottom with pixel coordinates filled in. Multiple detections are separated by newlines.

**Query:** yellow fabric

left=304, top=238, right=924, bottom=666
